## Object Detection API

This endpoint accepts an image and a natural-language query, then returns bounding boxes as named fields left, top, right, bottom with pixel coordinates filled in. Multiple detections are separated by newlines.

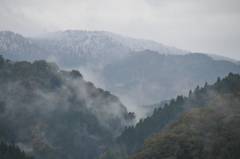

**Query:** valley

left=0, top=30, right=240, bottom=159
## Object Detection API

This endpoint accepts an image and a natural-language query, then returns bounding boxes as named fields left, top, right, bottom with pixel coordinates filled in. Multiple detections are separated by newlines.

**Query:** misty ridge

left=0, top=56, right=134, bottom=159
left=0, top=30, right=240, bottom=159
left=1, top=30, right=240, bottom=120
left=124, top=93, right=240, bottom=159
left=101, top=73, right=240, bottom=159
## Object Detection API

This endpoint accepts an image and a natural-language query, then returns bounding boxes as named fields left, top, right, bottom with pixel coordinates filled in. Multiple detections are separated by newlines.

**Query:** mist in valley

left=0, top=30, right=240, bottom=159
left=1, top=0, right=240, bottom=158
left=0, top=58, right=136, bottom=159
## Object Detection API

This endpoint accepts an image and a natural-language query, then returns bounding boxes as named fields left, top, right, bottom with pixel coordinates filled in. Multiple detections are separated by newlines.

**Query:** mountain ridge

left=1, top=30, right=240, bottom=117
left=103, top=51, right=240, bottom=106
left=0, top=56, right=135, bottom=159
left=1, top=30, right=238, bottom=65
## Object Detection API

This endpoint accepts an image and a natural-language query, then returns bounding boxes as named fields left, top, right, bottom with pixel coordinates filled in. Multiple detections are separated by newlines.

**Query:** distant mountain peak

left=0, top=30, right=238, bottom=66
left=0, top=30, right=191, bottom=66
left=207, top=53, right=239, bottom=64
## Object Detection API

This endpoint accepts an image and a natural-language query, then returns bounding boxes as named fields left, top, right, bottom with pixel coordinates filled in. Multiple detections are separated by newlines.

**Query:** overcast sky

left=1, top=0, right=240, bottom=60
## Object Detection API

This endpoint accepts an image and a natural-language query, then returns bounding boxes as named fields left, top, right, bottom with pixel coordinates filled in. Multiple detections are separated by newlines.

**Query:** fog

left=1, top=0, right=240, bottom=60
left=74, top=63, right=149, bottom=121
left=0, top=62, right=136, bottom=159
left=1, top=0, right=240, bottom=157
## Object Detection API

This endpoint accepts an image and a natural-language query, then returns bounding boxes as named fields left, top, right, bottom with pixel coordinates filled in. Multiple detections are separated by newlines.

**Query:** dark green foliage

left=0, top=141, right=34, bottom=159
left=101, top=73, right=240, bottom=159
left=125, top=93, right=240, bottom=159
left=69, top=70, right=83, bottom=79
left=0, top=55, right=4, bottom=68
left=0, top=56, right=134, bottom=159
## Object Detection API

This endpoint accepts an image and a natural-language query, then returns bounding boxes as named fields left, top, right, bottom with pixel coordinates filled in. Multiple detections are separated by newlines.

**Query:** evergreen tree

left=0, top=142, right=34, bottom=159
left=101, top=73, right=240, bottom=159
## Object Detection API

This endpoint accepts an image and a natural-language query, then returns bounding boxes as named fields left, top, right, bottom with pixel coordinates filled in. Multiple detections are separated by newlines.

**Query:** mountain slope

left=125, top=93, right=240, bottom=159
left=103, top=51, right=240, bottom=105
left=0, top=30, right=189, bottom=66
left=1, top=30, right=240, bottom=115
left=100, top=73, right=240, bottom=159
left=0, top=56, right=134, bottom=159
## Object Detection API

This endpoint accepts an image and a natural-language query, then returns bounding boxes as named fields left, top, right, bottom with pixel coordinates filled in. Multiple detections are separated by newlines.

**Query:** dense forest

left=101, top=72, right=240, bottom=159
left=0, top=142, right=34, bottom=159
left=2, top=31, right=240, bottom=106
left=0, top=56, right=134, bottom=159
left=1, top=54, right=240, bottom=159
left=125, top=93, right=240, bottom=159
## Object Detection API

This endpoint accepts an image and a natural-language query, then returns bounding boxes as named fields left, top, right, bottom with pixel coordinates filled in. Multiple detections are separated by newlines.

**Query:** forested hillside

left=0, top=56, right=134, bottom=159
left=1, top=31, right=240, bottom=110
left=0, top=142, right=34, bottom=159
left=1, top=30, right=240, bottom=159
left=104, top=51, right=240, bottom=105
left=125, top=93, right=240, bottom=159
left=101, top=73, right=240, bottom=159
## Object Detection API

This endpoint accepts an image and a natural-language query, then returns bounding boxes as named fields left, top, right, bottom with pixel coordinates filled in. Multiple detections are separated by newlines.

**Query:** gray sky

left=1, top=0, right=240, bottom=60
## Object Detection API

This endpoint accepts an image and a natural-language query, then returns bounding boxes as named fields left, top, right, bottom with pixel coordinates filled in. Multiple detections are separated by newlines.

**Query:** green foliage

left=102, top=72, right=240, bottom=158
left=69, top=70, right=83, bottom=79
left=0, top=141, right=34, bottom=159
left=125, top=94, right=240, bottom=159
left=0, top=56, right=134, bottom=159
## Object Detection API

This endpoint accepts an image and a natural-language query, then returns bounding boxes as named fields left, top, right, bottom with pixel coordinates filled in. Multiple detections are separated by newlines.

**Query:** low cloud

left=1, top=0, right=240, bottom=60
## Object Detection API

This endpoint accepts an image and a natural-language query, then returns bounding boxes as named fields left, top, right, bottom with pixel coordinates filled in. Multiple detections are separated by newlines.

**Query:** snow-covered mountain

left=1, top=30, right=237, bottom=65
left=0, top=30, right=191, bottom=66
left=0, top=31, right=40, bottom=55
left=36, top=30, right=191, bottom=59
left=207, top=53, right=240, bottom=64
left=1, top=30, right=240, bottom=118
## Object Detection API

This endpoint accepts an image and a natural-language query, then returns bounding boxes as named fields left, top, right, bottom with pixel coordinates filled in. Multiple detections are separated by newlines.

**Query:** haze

left=0, top=0, right=240, bottom=60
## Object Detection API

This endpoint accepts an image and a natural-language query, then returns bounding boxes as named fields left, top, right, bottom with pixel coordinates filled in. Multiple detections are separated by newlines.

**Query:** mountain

left=1, top=30, right=240, bottom=159
left=0, top=31, right=45, bottom=62
left=207, top=53, right=240, bottom=64
left=0, top=56, right=134, bottom=159
left=125, top=93, right=240, bottom=159
left=101, top=73, right=240, bottom=159
left=1, top=30, right=240, bottom=118
left=0, top=30, right=189, bottom=66
left=103, top=51, right=240, bottom=105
